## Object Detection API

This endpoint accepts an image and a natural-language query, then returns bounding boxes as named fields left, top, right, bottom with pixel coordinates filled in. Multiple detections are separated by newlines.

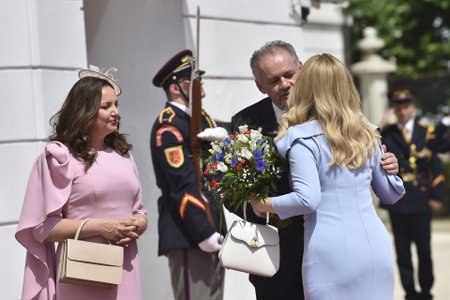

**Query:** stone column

left=351, top=27, right=396, bottom=125
left=0, top=1, right=86, bottom=298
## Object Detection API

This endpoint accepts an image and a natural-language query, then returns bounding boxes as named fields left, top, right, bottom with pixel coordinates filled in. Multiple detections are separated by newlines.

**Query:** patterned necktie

left=402, top=127, right=411, bottom=143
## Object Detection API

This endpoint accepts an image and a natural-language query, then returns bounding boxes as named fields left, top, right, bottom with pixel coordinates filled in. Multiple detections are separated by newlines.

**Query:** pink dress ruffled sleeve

left=15, top=142, right=75, bottom=300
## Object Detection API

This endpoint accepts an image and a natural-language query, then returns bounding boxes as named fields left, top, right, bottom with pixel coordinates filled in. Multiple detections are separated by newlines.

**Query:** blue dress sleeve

left=272, top=139, right=321, bottom=220
left=371, top=146, right=405, bottom=204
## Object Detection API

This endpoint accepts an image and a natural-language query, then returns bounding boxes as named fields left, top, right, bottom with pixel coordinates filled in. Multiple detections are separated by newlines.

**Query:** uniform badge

left=164, top=146, right=184, bottom=168
left=179, top=192, right=206, bottom=219
left=156, top=125, right=184, bottom=147
left=159, top=107, right=176, bottom=123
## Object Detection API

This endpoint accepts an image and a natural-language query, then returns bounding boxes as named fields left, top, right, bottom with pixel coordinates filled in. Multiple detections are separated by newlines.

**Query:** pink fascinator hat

left=78, top=64, right=122, bottom=95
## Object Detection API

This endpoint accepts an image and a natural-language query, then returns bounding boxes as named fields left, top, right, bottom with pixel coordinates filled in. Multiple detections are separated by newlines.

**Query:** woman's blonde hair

left=277, top=53, right=380, bottom=169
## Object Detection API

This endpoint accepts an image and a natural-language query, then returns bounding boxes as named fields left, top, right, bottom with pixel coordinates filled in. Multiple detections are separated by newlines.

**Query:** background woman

left=15, top=66, right=147, bottom=300
left=251, top=54, right=405, bottom=300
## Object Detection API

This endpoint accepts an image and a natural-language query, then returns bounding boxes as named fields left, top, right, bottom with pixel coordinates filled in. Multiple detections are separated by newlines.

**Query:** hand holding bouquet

left=204, top=125, right=284, bottom=211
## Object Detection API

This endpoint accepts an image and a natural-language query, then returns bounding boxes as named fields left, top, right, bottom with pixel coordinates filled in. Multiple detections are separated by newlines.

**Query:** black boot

left=405, top=291, right=420, bottom=300
left=419, top=291, right=433, bottom=300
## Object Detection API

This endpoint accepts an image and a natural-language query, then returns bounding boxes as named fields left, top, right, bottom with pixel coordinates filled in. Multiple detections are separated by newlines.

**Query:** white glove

left=198, top=232, right=223, bottom=253
left=197, top=127, right=228, bottom=142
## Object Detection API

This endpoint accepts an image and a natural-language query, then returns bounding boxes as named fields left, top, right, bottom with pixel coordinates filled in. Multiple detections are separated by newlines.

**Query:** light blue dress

left=272, top=120, right=405, bottom=300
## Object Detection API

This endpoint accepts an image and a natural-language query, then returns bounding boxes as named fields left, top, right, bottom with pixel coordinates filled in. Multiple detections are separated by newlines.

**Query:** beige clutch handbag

left=58, top=219, right=124, bottom=287
left=218, top=203, right=280, bottom=277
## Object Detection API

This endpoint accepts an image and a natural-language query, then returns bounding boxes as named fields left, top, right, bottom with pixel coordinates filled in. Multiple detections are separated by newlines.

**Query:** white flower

left=237, top=134, right=249, bottom=143
left=241, top=148, right=253, bottom=160
left=212, top=143, right=222, bottom=153
left=250, top=129, right=262, bottom=140
left=249, top=139, right=257, bottom=151
left=238, top=125, right=248, bottom=133
left=217, top=162, right=228, bottom=173
left=224, top=153, right=233, bottom=164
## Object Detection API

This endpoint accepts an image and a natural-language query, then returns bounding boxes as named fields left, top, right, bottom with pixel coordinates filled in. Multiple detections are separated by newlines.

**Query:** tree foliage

left=346, top=0, right=450, bottom=78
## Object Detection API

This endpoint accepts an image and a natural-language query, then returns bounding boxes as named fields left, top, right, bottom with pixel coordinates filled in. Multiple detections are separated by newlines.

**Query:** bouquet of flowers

left=204, top=125, right=285, bottom=211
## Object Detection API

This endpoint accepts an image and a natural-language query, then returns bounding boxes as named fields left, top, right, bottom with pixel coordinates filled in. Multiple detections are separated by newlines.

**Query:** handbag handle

left=243, top=201, right=270, bottom=224
left=74, top=219, right=91, bottom=240
left=74, top=219, right=112, bottom=244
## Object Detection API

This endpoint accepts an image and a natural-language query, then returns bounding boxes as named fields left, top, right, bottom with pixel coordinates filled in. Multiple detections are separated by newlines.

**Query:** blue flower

left=253, top=150, right=263, bottom=160
left=214, top=173, right=224, bottom=181
left=255, top=160, right=266, bottom=172
left=223, top=138, right=231, bottom=146
left=230, top=157, right=238, bottom=167
left=214, top=152, right=225, bottom=160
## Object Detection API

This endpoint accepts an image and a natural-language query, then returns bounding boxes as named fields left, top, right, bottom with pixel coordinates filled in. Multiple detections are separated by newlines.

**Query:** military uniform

left=150, top=50, right=224, bottom=300
left=381, top=87, right=445, bottom=300
left=151, top=103, right=221, bottom=254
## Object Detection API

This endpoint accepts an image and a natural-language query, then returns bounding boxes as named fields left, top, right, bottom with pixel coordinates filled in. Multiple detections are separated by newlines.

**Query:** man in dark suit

left=231, top=40, right=400, bottom=300
left=381, top=86, right=445, bottom=300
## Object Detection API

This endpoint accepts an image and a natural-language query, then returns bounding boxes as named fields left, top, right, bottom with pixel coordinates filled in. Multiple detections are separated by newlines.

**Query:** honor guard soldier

left=150, top=50, right=225, bottom=300
left=380, top=86, right=445, bottom=300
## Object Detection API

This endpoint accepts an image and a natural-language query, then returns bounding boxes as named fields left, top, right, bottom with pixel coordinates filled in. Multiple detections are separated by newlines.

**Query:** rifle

left=189, top=6, right=216, bottom=229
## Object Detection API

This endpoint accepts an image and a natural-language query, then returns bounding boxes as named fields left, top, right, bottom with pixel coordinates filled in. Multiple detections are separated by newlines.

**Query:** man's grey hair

left=250, top=40, right=300, bottom=79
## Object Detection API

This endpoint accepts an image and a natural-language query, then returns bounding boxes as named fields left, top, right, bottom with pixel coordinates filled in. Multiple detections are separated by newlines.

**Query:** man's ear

left=168, top=82, right=179, bottom=96
left=255, top=80, right=266, bottom=94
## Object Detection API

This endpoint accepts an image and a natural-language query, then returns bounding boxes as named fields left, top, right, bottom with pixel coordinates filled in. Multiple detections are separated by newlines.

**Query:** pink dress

left=15, top=141, right=146, bottom=300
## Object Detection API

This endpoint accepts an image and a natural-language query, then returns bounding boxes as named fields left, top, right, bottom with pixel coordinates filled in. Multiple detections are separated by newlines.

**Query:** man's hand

left=197, top=127, right=228, bottom=142
left=198, top=232, right=223, bottom=253
left=429, top=199, right=443, bottom=213
left=381, top=144, right=399, bottom=175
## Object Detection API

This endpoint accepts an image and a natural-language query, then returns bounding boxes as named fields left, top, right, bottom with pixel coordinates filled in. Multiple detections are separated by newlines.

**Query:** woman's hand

left=129, top=214, right=148, bottom=236
left=115, top=214, right=148, bottom=246
left=46, top=217, right=146, bottom=245
left=94, top=218, right=139, bottom=245
left=250, top=197, right=275, bottom=216
left=381, top=145, right=399, bottom=175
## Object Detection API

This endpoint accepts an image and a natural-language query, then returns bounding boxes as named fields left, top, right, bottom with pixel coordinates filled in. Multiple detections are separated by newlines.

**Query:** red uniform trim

left=156, top=124, right=184, bottom=147
left=179, top=193, right=206, bottom=219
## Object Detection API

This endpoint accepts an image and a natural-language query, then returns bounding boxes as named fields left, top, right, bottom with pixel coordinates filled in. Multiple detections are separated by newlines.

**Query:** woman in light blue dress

left=251, top=53, right=405, bottom=300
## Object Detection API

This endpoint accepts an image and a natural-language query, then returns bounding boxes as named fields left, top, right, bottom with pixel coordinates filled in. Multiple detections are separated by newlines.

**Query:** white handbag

left=218, top=203, right=280, bottom=277
left=58, top=219, right=124, bottom=287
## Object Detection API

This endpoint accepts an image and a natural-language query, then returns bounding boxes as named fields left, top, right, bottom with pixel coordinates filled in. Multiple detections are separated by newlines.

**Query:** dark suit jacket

left=231, top=97, right=304, bottom=297
left=381, top=119, right=445, bottom=214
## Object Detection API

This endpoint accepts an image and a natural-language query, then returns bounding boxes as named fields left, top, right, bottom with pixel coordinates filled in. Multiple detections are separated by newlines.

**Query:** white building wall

left=0, top=0, right=87, bottom=299
left=1, top=0, right=345, bottom=299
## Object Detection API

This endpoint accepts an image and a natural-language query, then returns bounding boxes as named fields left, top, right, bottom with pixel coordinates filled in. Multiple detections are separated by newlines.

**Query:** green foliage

left=346, top=0, right=450, bottom=78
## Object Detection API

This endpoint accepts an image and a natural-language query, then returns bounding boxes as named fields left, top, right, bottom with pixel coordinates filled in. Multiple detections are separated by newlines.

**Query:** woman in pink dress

left=15, top=66, right=148, bottom=300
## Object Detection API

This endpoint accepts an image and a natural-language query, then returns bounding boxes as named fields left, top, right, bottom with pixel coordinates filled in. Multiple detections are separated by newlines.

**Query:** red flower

left=236, top=162, right=243, bottom=170
left=210, top=180, right=219, bottom=190
left=211, top=162, right=218, bottom=170
left=203, top=168, right=209, bottom=176
left=244, top=130, right=251, bottom=134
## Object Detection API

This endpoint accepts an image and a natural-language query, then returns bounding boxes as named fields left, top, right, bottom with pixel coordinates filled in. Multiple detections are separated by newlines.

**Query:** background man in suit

left=150, top=50, right=225, bottom=300
left=381, top=86, right=445, bottom=300
left=231, top=40, right=400, bottom=300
